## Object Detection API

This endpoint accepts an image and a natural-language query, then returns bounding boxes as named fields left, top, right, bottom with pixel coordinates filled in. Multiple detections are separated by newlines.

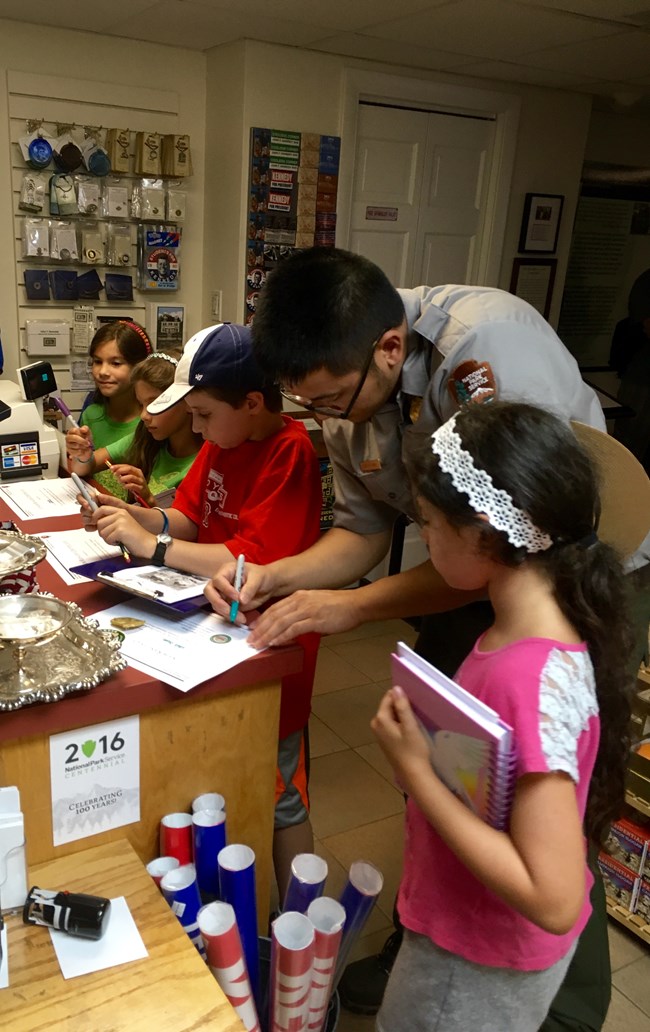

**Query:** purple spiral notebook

left=391, top=641, right=517, bottom=829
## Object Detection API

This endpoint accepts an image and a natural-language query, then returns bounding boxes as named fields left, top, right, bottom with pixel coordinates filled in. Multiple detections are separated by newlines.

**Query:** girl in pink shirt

left=373, top=402, right=633, bottom=1032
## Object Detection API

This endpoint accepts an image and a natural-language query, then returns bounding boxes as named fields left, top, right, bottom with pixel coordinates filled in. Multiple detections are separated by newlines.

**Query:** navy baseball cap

left=147, top=323, right=265, bottom=413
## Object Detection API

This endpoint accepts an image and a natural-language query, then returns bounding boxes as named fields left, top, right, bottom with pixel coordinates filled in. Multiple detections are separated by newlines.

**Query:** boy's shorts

left=274, top=727, right=310, bottom=830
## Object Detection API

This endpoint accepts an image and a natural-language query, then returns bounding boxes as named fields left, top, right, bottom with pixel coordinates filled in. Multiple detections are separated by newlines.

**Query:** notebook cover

left=391, top=642, right=516, bottom=829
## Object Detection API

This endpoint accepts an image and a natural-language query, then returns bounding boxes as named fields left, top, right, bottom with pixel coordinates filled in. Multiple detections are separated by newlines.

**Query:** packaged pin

left=51, top=221, right=79, bottom=262
left=22, top=218, right=50, bottom=259
left=76, top=176, right=102, bottom=216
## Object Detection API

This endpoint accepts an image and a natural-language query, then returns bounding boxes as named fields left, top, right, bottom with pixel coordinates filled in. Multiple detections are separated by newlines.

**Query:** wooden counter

left=1, top=839, right=245, bottom=1032
left=0, top=502, right=304, bottom=929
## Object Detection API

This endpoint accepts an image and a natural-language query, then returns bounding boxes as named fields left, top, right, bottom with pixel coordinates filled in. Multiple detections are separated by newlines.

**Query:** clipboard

left=70, top=556, right=208, bottom=613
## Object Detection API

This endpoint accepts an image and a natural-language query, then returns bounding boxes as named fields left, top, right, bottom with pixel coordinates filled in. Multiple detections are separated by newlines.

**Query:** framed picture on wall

left=510, top=258, right=557, bottom=319
left=518, top=193, right=564, bottom=254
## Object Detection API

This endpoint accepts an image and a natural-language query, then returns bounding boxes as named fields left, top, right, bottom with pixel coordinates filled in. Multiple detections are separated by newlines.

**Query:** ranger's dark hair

left=410, top=402, right=634, bottom=846
left=252, top=248, right=405, bottom=385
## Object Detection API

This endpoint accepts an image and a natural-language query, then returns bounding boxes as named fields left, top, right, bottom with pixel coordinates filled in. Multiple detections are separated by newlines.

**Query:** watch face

left=158, top=533, right=173, bottom=546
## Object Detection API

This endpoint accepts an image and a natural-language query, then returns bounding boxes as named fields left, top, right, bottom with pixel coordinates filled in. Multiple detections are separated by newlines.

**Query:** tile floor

left=307, top=619, right=650, bottom=1032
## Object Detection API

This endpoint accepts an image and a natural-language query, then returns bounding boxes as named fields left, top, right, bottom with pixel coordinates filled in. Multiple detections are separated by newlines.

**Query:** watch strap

left=151, top=534, right=171, bottom=566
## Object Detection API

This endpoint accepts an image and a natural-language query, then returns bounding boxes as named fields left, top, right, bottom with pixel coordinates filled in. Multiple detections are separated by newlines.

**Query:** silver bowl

left=0, top=529, right=47, bottom=578
left=0, top=594, right=71, bottom=645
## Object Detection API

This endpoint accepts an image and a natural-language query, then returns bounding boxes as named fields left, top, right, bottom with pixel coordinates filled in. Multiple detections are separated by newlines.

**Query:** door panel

left=350, top=103, right=494, bottom=288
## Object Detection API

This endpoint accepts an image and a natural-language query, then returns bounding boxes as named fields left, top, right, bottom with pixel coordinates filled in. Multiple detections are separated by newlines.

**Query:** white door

left=350, top=102, right=494, bottom=578
left=349, top=102, right=495, bottom=288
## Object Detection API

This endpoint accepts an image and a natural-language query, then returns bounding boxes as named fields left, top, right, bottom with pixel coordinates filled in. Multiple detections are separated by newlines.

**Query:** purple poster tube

left=192, top=809, right=227, bottom=899
left=218, top=844, right=259, bottom=997
left=282, top=853, right=328, bottom=914
left=333, top=860, right=383, bottom=988
left=160, top=862, right=206, bottom=958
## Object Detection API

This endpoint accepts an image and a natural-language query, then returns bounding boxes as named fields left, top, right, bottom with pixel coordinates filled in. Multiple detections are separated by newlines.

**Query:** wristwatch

left=151, top=532, right=172, bottom=567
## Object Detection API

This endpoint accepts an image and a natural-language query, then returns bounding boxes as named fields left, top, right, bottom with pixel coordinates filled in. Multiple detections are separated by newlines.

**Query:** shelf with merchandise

left=606, top=898, right=650, bottom=945
left=16, top=212, right=181, bottom=226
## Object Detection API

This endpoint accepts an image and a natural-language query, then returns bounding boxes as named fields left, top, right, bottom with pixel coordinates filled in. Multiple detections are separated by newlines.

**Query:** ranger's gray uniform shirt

left=323, top=284, right=606, bottom=539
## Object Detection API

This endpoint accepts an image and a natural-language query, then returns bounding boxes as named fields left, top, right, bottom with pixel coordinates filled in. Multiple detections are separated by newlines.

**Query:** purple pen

left=53, top=395, right=80, bottom=429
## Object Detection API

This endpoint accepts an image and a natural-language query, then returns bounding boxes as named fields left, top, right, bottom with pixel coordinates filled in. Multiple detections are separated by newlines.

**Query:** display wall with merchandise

left=244, top=128, right=340, bottom=324
left=8, top=70, right=197, bottom=419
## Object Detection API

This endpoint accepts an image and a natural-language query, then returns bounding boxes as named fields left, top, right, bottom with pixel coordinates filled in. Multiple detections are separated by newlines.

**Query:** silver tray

left=0, top=595, right=126, bottom=711
left=0, top=529, right=47, bottom=577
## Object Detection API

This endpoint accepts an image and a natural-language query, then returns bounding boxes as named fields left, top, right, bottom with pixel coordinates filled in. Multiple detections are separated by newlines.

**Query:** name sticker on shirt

left=448, top=360, right=497, bottom=406
left=359, top=459, right=382, bottom=473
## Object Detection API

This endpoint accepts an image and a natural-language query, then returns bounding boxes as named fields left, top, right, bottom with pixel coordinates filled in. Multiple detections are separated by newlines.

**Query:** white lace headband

left=430, top=414, right=553, bottom=554
left=147, top=352, right=178, bottom=365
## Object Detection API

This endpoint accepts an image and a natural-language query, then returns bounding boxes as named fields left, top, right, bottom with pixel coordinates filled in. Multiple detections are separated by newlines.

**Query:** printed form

left=92, top=599, right=262, bottom=691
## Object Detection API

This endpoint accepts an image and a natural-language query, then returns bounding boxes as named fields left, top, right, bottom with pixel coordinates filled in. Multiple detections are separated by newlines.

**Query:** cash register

left=0, top=361, right=61, bottom=481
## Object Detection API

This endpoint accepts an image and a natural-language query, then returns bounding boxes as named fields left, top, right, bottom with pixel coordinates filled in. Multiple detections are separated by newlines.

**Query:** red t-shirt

left=173, top=415, right=322, bottom=736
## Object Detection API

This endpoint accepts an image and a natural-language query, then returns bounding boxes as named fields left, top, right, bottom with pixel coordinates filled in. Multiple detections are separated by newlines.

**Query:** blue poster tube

left=160, top=862, right=206, bottom=958
left=333, top=860, right=383, bottom=989
left=193, top=809, right=227, bottom=899
left=282, top=853, right=328, bottom=914
left=218, top=844, right=259, bottom=997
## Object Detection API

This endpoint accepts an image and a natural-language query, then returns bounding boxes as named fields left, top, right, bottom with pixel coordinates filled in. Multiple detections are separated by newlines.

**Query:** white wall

left=0, top=19, right=206, bottom=380
left=204, top=39, right=592, bottom=328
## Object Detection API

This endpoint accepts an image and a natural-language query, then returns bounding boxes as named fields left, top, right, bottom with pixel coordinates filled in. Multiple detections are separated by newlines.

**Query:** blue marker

left=230, top=553, right=246, bottom=624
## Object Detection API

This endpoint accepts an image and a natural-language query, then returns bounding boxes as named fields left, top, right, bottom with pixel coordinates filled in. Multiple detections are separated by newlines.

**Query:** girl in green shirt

left=68, top=351, right=202, bottom=506
left=66, top=320, right=153, bottom=496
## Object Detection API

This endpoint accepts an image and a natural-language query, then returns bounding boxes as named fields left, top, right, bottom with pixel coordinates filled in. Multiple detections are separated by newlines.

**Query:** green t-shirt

left=107, top=436, right=198, bottom=501
left=81, top=403, right=139, bottom=498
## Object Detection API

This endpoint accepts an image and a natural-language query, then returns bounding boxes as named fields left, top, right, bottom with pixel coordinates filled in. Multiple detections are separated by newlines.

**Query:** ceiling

left=3, top=0, right=650, bottom=111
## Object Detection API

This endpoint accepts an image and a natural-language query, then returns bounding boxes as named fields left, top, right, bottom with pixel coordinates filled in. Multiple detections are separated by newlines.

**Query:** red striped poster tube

left=198, top=902, right=261, bottom=1032
left=306, top=897, right=345, bottom=1032
left=270, top=911, right=315, bottom=1032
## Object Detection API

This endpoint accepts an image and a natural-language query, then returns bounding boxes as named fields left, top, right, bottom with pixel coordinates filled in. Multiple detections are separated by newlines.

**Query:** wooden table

left=0, top=499, right=304, bottom=931
left=1, top=839, right=245, bottom=1032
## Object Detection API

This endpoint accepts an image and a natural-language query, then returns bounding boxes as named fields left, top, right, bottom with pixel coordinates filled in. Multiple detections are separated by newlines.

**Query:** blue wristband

left=153, top=506, right=169, bottom=535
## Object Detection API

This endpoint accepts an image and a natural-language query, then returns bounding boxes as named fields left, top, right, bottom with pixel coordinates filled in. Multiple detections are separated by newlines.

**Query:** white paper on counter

left=0, top=478, right=80, bottom=521
left=39, top=527, right=121, bottom=585
left=49, top=896, right=147, bottom=979
left=93, top=599, right=262, bottom=691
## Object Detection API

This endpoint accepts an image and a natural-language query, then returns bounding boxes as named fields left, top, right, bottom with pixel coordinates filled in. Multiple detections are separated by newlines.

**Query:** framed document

left=510, top=258, right=557, bottom=319
left=519, top=193, right=564, bottom=254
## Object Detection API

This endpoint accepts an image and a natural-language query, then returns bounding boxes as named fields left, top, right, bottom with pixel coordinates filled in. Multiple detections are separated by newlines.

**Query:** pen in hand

left=53, top=395, right=80, bottom=429
left=105, top=459, right=151, bottom=509
left=230, top=553, right=246, bottom=624
left=71, top=472, right=131, bottom=564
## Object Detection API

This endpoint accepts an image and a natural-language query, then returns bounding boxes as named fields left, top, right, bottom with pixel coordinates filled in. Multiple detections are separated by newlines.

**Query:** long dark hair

left=411, top=402, right=634, bottom=845
left=127, top=351, right=181, bottom=482
left=88, top=320, right=152, bottom=406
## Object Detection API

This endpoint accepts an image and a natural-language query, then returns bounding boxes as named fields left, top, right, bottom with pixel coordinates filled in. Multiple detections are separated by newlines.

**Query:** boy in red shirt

left=86, top=323, right=323, bottom=893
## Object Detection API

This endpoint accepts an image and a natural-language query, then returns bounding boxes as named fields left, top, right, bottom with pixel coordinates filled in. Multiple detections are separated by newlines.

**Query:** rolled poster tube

left=333, top=860, right=383, bottom=989
left=306, top=897, right=345, bottom=1032
left=198, top=901, right=261, bottom=1032
left=218, top=843, right=259, bottom=997
left=270, top=911, right=314, bottom=1032
left=192, top=792, right=226, bottom=814
left=160, top=862, right=206, bottom=958
left=160, top=812, right=193, bottom=866
left=283, top=854, right=328, bottom=915
left=146, top=855, right=180, bottom=888
left=192, top=809, right=226, bottom=899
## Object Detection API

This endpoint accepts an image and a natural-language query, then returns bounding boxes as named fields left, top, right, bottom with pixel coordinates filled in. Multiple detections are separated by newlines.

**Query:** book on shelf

left=391, top=641, right=517, bottom=829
